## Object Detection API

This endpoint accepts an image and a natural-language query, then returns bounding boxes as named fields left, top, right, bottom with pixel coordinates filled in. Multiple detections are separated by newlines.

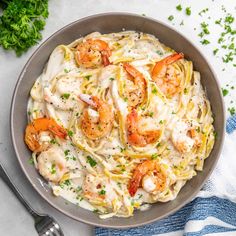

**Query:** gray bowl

left=11, top=13, right=225, bottom=228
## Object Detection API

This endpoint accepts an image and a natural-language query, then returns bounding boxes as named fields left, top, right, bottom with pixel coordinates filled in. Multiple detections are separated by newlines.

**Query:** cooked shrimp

left=75, top=39, right=111, bottom=68
left=82, top=174, right=117, bottom=206
left=37, top=146, right=68, bottom=183
left=128, top=160, right=167, bottom=197
left=127, top=109, right=160, bottom=147
left=25, top=118, right=67, bottom=152
left=172, top=120, right=201, bottom=153
left=152, top=53, right=184, bottom=96
left=123, top=63, right=146, bottom=107
left=79, top=94, right=113, bottom=140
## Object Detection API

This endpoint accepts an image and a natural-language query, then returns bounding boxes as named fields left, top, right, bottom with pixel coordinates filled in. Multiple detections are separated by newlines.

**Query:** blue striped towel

left=96, top=115, right=236, bottom=236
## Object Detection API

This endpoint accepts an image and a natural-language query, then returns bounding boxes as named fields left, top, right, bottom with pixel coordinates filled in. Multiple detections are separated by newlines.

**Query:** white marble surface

left=0, top=0, right=235, bottom=235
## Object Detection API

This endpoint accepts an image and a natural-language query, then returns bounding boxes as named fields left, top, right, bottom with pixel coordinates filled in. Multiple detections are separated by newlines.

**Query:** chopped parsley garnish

left=222, top=52, right=234, bottom=63
left=159, top=120, right=164, bottom=124
left=228, top=43, right=234, bottom=50
left=109, top=77, right=115, bottom=81
left=27, top=111, right=31, bottom=115
left=124, top=97, right=128, bottom=102
left=228, top=107, right=236, bottom=116
left=151, top=153, right=159, bottom=160
left=117, top=182, right=122, bottom=189
left=63, top=179, right=71, bottom=186
left=222, top=88, right=229, bottom=97
left=99, top=189, right=106, bottom=195
left=152, top=87, right=158, bottom=95
left=176, top=4, right=182, bottom=11
left=213, top=131, right=218, bottom=139
left=149, top=111, right=154, bottom=117
left=225, top=14, right=234, bottom=24
left=199, top=8, right=209, bottom=16
left=184, top=88, right=188, bottom=94
left=201, top=39, right=210, bottom=45
left=28, top=157, right=34, bottom=165
left=120, top=147, right=126, bottom=153
left=84, top=75, right=92, bottom=80
left=168, top=15, right=174, bottom=21
left=87, top=156, right=97, bottom=167
left=185, top=7, right=191, bottom=16
left=200, top=22, right=210, bottom=35
left=64, top=68, right=69, bottom=73
left=67, top=130, right=74, bottom=137
left=64, top=149, right=70, bottom=156
left=61, top=93, right=70, bottom=99
left=213, top=48, right=219, bottom=55
left=50, top=163, right=56, bottom=174
left=156, top=50, right=163, bottom=55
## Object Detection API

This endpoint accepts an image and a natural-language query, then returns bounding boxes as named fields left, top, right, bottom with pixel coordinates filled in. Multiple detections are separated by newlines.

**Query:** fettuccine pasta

left=25, top=31, right=215, bottom=218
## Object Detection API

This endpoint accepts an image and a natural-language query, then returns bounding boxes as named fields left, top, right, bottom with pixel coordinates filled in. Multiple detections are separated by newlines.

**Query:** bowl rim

left=10, top=12, right=225, bottom=228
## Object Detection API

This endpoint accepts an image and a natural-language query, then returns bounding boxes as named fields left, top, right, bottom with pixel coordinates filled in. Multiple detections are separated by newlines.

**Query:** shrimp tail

left=152, top=52, right=184, bottom=78
left=25, top=118, right=67, bottom=152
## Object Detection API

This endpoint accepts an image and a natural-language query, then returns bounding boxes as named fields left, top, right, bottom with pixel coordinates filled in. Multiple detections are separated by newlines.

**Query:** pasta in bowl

left=25, top=31, right=215, bottom=219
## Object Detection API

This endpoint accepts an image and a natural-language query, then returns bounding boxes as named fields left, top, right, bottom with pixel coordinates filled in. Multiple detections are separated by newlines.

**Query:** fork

left=0, top=163, right=64, bottom=236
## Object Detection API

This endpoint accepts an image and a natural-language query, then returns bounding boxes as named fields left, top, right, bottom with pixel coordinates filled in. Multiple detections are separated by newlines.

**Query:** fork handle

left=0, top=163, right=39, bottom=219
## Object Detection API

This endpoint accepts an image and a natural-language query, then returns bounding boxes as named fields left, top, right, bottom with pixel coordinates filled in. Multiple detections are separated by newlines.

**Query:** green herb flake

left=185, top=7, right=191, bottom=16
left=50, top=163, right=56, bottom=174
left=151, top=153, right=158, bottom=160
left=109, top=77, right=115, bottom=81
left=184, top=88, right=188, bottom=94
left=156, top=50, right=163, bottom=55
left=228, top=43, right=235, bottom=50
left=222, top=88, right=229, bottom=97
left=213, top=131, right=218, bottom=139
left=64, top=149, right=70, bottom=156
left=198, top=8, right=209, bottom=16
left=213, top=48, right=219, bottom=55
left=152, top=87, right=158, bottom=95
left=27, top=111, right=31, bottom=115
left=61, top=93, right=70, bottom=99
left=99, top=189, right=106, bottom=195
left=87, top=156, right=97, bottom=167
left=63, top=180, right=71, bottom=186
left=84, top=75, right=92, bottom=80
left=28, top=157, right=34, bottom=165
left=201, top=39, right=210, bottom=45
left=176, top=4, right=182, bottom=11
left=228, top=107, right=236, bottom=116
left=64, top=68, right=69, bottom=73
left=168, top=15, right=174, bottom=21
left=225, top=14, right=234, bottom=24
left=67, top=130, right=74, bottom=137
left=149, top=111, right=154, bottom=117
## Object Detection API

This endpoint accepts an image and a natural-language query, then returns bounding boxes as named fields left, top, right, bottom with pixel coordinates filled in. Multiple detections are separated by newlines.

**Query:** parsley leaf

left=0, top=0, right=49, bottom=56
left=185, top=7, right=191, bottom=16
left=61, top=93, right=70, bottom=99
left=176, top=4, right=182, bottom=11
left=99, top=189, right=106, bottom=195
left=87, top=156, right=97, bottom=167
left=168, top=15, right=174, bottom=21
left=222, top=88, right=229, bottom=97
